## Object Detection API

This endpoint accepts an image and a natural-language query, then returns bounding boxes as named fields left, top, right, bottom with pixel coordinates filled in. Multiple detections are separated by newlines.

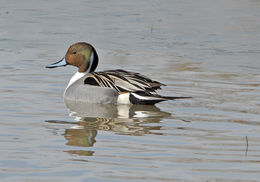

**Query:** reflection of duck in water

left=64, top=127, right=96, bottom=156
left=47, top=102, right=171, bottom=135
left=46, top=42, right=190, bottom=105
left=67, top=102, right=174, bottom=135
left=45, top=103, right=175, bottom=156
left=65, top=100, right=172, bottom=119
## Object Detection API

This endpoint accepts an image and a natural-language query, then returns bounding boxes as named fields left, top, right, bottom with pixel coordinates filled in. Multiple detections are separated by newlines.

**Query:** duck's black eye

left=72, top=51, right=77, bottom=55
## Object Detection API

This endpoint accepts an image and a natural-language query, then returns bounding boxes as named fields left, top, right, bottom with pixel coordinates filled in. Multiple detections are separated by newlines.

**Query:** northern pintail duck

left=46, top=42, right=190, bottom=105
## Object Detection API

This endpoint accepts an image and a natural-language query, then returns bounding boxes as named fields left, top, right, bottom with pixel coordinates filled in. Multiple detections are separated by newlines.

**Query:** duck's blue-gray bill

left=46, top=57, right=68, bottom=68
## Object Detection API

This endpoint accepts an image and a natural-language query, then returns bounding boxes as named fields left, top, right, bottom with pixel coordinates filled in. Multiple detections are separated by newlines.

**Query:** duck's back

left=84, top=69, right=165, bottom=93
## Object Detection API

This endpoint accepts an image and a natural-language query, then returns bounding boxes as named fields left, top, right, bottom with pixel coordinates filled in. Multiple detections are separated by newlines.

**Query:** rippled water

left=1, top=0, right=260, bottom=181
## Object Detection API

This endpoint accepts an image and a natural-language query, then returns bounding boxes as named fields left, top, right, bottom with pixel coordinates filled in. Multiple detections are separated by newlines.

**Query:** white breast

left=66, top=72, right=87, bottom=90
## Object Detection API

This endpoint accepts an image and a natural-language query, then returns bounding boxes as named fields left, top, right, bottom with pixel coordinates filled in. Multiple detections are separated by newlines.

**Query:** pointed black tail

left=129, top=91, right=191, bottom=105
left=162, top=96, right=192, bottom=100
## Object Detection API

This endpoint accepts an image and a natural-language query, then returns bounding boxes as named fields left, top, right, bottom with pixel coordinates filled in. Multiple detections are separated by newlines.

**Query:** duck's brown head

left=46, top=42, right=99, bottom=73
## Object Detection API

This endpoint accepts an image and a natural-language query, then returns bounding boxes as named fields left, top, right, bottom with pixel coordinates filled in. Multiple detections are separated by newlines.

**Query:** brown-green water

left=1, top=0, right=260, bottom=181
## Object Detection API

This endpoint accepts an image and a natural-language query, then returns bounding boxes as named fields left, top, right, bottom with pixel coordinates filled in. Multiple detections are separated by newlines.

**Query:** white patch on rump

left=117, top=92, right=131, bottom=104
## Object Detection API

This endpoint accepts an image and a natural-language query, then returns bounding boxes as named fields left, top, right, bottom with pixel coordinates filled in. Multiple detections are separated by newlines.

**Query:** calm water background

left=1, top=0, right=260, bottom=181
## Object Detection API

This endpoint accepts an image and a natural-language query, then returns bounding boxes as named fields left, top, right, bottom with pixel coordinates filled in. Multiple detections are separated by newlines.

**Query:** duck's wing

left=83, top=69, right=191, bottom=105
left=84, top=69, right=165, bottom=93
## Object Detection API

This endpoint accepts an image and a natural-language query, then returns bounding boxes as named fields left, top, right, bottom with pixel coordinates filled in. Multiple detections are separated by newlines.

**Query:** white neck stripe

left=86, top=52, right=94, bottom=74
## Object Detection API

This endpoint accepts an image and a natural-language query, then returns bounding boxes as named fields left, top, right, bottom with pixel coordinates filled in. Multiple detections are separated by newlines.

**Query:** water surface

left=0, top=0, right=260, bottom=181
